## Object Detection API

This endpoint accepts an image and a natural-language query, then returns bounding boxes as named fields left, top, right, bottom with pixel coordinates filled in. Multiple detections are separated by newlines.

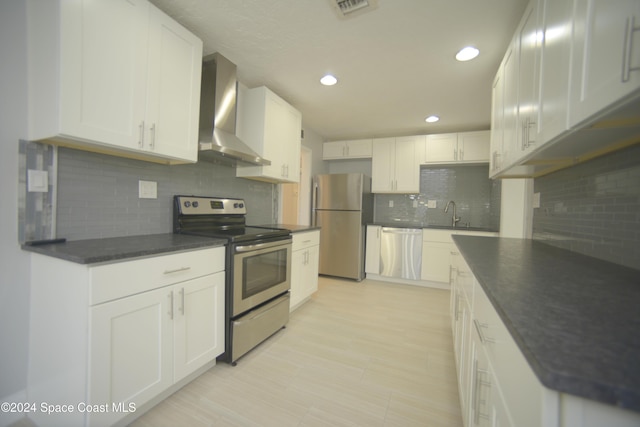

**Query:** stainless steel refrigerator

left=312, top=173, right=373, bottom=281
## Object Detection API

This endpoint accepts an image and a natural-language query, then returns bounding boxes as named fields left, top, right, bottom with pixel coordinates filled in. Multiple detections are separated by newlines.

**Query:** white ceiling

left=150, top=0, right=529, bottom=141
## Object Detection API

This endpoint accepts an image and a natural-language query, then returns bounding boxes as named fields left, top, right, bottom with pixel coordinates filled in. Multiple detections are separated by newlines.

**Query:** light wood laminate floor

left=129, top=277, right=463, bottom=427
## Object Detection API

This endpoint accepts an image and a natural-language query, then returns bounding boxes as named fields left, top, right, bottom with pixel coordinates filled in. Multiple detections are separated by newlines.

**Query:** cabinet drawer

left=422, top=229, right=454, bottom=243
left=292, top=230, right=320, bottom=251
left=90, top=246, right=225, bottom=305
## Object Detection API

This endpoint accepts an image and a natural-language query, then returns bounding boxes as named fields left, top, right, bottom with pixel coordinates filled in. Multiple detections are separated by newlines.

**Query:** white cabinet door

left=290, top=248, right=305, bottom=309
left=371, top=138, right=396, bottom=192
left=394, top=136, right=421, bottom=193
left=323, top=141, right=347, bottom=159
left=54, top=0, right=149, bottom=151
left=570, top=0, right=640, bottom=128
left=90, top=286, right=173, bottom=427
left=303, top=245, right=320, bottom=297
left=144, top=4, right=202, bottom=162
left=173, top=272, right=225, bottom=382
left=490, top=64, right=506, bottom=175
left=538, top=0, right=573, bottom=146
left=516, top=0, right=542, bottom=157
left=425, top=133, right=458, bottom=162
left=421, top=241, right=452, bottom=283
left=502, top=36, right=520, bottom=169
left=458, top=131, right=491, bottom=162
left=365, top=225, right=381, bottom=274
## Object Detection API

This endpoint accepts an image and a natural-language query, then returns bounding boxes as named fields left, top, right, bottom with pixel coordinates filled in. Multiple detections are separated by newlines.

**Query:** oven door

left=232, top=238, right=292, bottom=316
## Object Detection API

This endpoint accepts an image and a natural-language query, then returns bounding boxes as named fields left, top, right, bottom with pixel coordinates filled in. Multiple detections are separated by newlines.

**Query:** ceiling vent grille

left=330, top=0, right=379, bottom=19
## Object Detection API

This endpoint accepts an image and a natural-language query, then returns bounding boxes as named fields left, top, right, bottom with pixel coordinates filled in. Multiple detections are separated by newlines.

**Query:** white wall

left=0, top=1, right=32, bottom=425
left=500, top=178, right=533, bottom=238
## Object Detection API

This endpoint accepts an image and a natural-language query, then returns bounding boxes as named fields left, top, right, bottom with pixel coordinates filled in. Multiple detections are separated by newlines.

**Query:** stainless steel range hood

left=198, top=53, right=270, bottom=166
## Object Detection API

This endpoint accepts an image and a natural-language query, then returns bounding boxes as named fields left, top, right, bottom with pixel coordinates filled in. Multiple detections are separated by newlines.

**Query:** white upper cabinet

left=236, top=86, right=302, bottom=183
left=537, top=0, right=573, bottom=146
left=371, top=136, right=423, bottom=193
left=424, top=133, right=458, bottom=162
left=424, top=131, right=490, bottom=164
left=323, top=139, right=373, bottom=160
left=569, top=0, right=640, bottom=128
left=28, top=0, right=203, bottom=164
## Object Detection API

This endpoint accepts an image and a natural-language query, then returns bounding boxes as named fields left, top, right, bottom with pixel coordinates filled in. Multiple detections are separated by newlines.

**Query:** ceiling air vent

left=330, top=0, right=379, bottom=19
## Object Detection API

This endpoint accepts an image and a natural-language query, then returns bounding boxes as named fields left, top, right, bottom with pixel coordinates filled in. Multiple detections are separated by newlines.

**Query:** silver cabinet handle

left=149, top=123, right=156, bottom=149
left=623, top=15, right=640, bottom=82
left=473, top=360, right=492, bottom=423
left=474, top=318, right=495, bottom=344
left=138, top=121, right=145, bottom=148
left=179, top=288, right=185, bottom=315
left=164, top=266, right=191, bottom=275
left=168, top=291, right=174, bottom=320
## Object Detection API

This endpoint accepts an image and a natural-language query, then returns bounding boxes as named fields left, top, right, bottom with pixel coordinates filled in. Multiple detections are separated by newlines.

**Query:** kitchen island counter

left=22, top=233, right=227, bottom=264
left=452, top=235, right=640, bottom=413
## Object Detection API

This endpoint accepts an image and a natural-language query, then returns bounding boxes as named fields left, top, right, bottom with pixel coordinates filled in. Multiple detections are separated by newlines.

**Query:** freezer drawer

left=380, top=227, right=422, bottom=280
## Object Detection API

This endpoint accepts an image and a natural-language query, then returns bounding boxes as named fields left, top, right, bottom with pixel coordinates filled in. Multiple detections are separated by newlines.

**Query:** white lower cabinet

left=28, top=246, right=225, bottom=427
left=453, top=248, right=640, bottom=427
left=365, top=225, right=381, bottom=274
left=290, top=230, right=320, bottom=310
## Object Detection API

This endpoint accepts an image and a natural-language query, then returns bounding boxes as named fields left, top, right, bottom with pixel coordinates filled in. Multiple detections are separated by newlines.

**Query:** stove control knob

left=184, top=201, right=191, bottom=208
left=239, top=203, right=244, bottom=208
left=192, top=201, right=199, bottom=208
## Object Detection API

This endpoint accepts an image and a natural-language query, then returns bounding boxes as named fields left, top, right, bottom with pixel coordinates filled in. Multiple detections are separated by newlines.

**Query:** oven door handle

left=235, top=239, right=292, bottom=253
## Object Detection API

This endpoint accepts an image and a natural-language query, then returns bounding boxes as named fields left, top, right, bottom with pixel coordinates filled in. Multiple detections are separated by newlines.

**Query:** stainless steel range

left=173, top=195, right=292, bottom=365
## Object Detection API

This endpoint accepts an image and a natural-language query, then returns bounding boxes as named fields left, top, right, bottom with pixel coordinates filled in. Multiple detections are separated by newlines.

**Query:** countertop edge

left=21, top=234, right=227, bottom=265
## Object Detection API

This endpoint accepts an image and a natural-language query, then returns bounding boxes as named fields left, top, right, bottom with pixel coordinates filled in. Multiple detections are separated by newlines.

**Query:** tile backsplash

left=374, top=164, right=501, bottom=230
left=532, top=143, right=640, bottom=270
left=51, top=147, right=277, bottom=241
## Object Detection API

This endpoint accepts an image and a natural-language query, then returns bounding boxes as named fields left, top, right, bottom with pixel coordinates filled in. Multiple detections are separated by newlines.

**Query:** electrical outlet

left=28, top=169, right=48, bottom=192
left=388, top=200, right=394, bottom=208
left=138, top=180, right=157, bottom=199
left=413, top=199, right=418, bottom=208
left=427, top=199, right=437, bottom=209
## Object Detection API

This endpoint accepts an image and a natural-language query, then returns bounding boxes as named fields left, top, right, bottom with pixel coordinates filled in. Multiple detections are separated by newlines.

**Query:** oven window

left=242, top=248, right=288, bottom=299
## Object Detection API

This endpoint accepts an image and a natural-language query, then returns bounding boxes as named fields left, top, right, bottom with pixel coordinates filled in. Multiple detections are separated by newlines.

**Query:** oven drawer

left=90, top=246, right=225, bottom=305
left=292, top=230, right=320, bottom=251
left=231, top=292, right=289, bottom=362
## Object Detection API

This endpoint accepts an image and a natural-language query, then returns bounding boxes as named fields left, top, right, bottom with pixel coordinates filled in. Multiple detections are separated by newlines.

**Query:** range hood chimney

left=198, top=53, right=270, bottom=166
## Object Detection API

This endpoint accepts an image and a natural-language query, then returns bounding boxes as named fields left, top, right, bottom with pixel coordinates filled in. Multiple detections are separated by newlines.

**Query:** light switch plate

left=427, top=199, right=437, bottom=209
left=28, top=169, right=48, bottom=192
left=533, top=192, right=541, bottom=208
left=388, top=200, right=394, bottom=208
left=139, top=180, right=157, bottom=199
left=413, top=199, right=418, bottom=208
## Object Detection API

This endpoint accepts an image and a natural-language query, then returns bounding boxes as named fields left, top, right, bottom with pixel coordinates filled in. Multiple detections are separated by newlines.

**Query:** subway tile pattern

left=55, top=147, right=277, bottom=241
left=374, top=165, right=501, bottom=229
left=533, top=144, right=640, bottom=270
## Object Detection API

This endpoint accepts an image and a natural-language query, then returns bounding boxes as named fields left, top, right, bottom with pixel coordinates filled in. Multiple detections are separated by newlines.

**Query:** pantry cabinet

left=323, top=139, right=373, bottom=159
left=28, top=246, right=225, bottom=427
left=290, top=230, right=320, bottom=310
left=236, top=86, right=302, bottom=183
left=28, top=0, right=203, bottom=164
left=371, top=136, right=423, bottom=193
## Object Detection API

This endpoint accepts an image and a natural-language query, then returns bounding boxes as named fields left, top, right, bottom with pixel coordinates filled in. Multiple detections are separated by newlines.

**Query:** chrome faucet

left=444, top=200, right=461, bottom=228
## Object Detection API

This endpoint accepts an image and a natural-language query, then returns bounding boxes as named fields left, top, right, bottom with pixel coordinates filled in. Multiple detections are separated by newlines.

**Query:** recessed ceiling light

left=425, top=115, right=440, bottom=123
left=455, top=46, right=480, bottom=61
left=320, top=74, right=338, bottom=86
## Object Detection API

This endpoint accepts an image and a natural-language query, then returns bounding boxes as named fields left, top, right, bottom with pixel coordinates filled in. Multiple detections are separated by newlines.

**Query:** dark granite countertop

left=259, top=224, right=321, bottom=233
left=371, top=222, right=498, bottom=233
left=22, top=233, right=227, bottom=265
left=452, top=235, right=640, bottom=412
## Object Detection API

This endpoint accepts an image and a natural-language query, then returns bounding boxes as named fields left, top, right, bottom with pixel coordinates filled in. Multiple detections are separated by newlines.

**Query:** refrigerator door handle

left=312, top=182, right=319, bottom=226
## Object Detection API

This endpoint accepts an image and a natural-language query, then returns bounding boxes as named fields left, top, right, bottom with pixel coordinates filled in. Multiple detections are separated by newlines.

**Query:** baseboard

left=0, top=389, right=28, bottom=427
left=365, top=274, right=450, bottom=290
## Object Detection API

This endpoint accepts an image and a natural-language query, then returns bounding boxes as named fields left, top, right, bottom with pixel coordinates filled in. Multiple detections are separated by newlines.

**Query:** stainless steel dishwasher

left=380, top=227, right=422, bottom=280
